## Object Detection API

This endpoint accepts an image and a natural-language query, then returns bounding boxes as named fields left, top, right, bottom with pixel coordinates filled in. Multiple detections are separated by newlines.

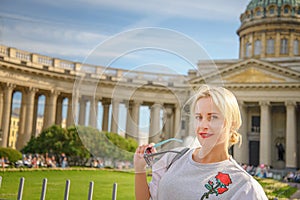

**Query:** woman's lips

left=199, top=132, right=213, bottom=139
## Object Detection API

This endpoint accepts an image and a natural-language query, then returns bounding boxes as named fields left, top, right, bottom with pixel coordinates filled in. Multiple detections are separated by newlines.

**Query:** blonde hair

left=191, top=85, right=242, bottom=147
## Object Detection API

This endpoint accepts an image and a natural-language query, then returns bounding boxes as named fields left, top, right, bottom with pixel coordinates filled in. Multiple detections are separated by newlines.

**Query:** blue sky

left=2, top=0, right=251, bottom=137
left=0, top=0, right=250, bottom=75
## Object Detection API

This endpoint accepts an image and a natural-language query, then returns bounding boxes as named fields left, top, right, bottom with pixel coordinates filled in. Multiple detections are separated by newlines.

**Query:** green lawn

left=0, top=168, right=135, bottom=200
left=0, top=169, right=297, bottom=200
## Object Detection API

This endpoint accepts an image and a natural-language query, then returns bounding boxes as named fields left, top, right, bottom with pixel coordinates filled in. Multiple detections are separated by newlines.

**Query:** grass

left=256, top=177, right=298, bottom=200
left=0, top=168, right=297, bottom=200
left=0, top=168, right=135, bottom=200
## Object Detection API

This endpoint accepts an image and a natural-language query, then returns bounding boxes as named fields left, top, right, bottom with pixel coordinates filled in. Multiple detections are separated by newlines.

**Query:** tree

left=22, top=125, right=138, bottom=165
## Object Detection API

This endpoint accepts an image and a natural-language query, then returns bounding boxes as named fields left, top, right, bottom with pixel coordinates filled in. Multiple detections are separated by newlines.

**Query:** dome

left=237, top=0, right=300, bottom=59
left=246, top=0, right=300, bottom=11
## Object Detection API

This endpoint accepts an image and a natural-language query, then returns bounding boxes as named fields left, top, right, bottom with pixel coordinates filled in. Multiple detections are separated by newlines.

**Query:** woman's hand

left=134, top=143, right=155, bottom=173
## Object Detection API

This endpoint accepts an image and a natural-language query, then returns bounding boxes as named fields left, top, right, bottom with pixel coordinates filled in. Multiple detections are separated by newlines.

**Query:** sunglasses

left=143, top=138, right=183, bottom=167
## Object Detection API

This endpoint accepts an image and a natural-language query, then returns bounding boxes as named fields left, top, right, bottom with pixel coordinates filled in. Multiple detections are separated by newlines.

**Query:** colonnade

left=234, top=101, right=298, bottom=169
left=0, top=83, right=182, bottom=150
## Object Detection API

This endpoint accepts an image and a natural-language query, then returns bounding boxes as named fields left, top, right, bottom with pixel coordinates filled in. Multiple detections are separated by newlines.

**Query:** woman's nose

left=197, top=118, right=209, bottom=129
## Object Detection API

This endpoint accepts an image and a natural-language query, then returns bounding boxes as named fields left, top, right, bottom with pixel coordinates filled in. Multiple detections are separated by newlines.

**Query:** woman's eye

left=211, top=115, right=218, bottom=120
left=195, top=115, right=202, bottom=120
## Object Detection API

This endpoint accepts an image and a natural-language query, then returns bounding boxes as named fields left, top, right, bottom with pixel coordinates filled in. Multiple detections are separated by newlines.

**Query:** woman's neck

left=192, top=146, right=229, bottom=164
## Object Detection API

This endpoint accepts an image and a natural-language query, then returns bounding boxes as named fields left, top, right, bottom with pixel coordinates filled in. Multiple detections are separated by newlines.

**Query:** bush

left=0, top=148, right=22, bottom=163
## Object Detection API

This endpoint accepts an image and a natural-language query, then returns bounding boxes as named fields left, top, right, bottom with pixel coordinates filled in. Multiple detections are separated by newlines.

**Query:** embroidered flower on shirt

left=200, top=172, right=232, bottom=199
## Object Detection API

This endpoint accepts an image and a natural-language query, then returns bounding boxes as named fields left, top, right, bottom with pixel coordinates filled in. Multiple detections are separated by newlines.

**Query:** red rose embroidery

left=201, top=172, right=232, bottom=200
left=217, top=187, right=228, bottom=194
left=215, top=172, right=232, bottom=186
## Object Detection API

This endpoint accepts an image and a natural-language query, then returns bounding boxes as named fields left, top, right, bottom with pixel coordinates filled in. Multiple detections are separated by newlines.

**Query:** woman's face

left=194, top=97, right=228, bottom=157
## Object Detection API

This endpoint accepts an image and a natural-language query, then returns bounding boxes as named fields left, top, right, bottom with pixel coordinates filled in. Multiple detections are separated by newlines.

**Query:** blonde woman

left=134, top=85, right=268, bottom=200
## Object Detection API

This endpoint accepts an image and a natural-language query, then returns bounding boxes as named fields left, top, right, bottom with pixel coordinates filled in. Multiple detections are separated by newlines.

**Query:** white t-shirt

left=149, top=148, right=268, bottom=200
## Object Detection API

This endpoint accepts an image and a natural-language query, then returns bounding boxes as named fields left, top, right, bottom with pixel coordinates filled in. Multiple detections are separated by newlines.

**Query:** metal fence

left=1, top=176, right=117, bottom=200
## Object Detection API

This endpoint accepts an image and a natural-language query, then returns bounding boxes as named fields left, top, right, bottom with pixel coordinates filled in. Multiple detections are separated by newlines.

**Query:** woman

left=134, top=85, right=268, bottom=200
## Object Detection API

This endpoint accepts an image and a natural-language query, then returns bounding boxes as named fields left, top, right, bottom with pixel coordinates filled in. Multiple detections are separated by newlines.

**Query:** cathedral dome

left=237, top=0, right=300, bottom=59
left=246, top=0, right=300, bottom=11
left=240, top=0, right=300, bottom=23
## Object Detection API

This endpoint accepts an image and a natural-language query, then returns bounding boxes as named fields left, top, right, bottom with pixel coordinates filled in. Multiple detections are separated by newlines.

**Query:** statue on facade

left=276, top=142, right=285, bottom=161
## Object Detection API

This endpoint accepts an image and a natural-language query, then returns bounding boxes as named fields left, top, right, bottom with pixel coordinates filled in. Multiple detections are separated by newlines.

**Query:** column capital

left=152, top=102, right=162, bottom=108
left=47, top=90, right=60, bottom=98
left=2, top=82, right=16, bottom=91
left=101, top=98, right=111, bottom=105
left=259, top=101, right=270, bottom=106
left=112, top=98, right=122, bottom=104
left=285, top=100, right=296, bottom=107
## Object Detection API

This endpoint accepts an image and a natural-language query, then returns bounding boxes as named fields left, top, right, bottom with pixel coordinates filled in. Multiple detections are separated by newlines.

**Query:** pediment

left=223, top=67, right=285, bottom=83
left=191, top=58, right=300, bottom=85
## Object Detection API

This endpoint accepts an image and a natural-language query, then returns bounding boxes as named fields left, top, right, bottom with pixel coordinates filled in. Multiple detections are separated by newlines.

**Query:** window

left=280, top=38, right=289, bottom=54
left=245, top=42, right=252, bottom=57
left=256, top=10, right=261, bottom=16
left=269, top=7, right=275, bottom=15
left=251, top=116, right=260, bottom=133
left=294, top=40, right=299, bottom=55
left=266, top=39, right=275, bottom=54
left=254, top=40, right=261, bottom=55
left=284, top=6, right=289, bottom=14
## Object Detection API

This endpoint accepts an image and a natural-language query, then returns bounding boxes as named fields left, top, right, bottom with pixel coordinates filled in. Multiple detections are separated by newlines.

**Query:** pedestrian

left=134, top=85, right=268, bottom=200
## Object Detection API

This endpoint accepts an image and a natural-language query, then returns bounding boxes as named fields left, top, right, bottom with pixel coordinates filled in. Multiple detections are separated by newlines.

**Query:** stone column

left=66, top=96, right=73, bottom=127
left=250, top=33, right=254, bottom=57
left=261, top=32, right=266, bottom=58
left=31, top=95, right=39, bottom=136
left=16, top=89, right=27, bottom=150
left=110, top=98, right=120, bottom=133
left=23, top=87, right=38, bottom=147
left=239, top=36, right=245, bottom=58
left=55, top=96, right=63, bottom=126
left=89, top=97, right=97, bottom=128
left=102, top=99, right=110, bottom=131
left=234, top=101, right=249, bottom=163
left=289, top=32, right=294, bottom=57
left=125, top=101, right=133, bottom=138
left=149, top=103, right=162, bottom=143
left=0, top=91, right=3, bottom=128
left=259, top=101, right=271, bottom=165
left=285, top=101, right=297, bottom=169
left=1, top=83, right=15, bottom=147
left=44, top=90, right=59, bottom=128
left=163, top=106, right=174, bottom=140
left=275, top=32, right=280, bottom=57
left=131, top=101, right=141, bottom=139
left=78, top=97, right=86, bottom=126
left=173, top=104, right=181, bottom=138
left=72, top=92, right=80, bottom=126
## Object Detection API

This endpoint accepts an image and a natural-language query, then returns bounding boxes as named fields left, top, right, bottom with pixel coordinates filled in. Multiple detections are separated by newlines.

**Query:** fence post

left=17, top=177, right=25, bottom=200
left=64, top=179, right=71, bottom=200
left=0, top=176, right=2, bottom=188
left=88, top=181, right=94, bottom=200
left=40, top=178, right=47, bottom=200
left=112, top=182, right=117, bottom=200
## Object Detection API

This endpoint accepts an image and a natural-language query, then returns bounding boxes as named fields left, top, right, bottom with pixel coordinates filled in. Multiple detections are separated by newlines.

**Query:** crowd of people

left=14, top=153, right=69, bottom=168
left=240, top=162, right=300, bottom=183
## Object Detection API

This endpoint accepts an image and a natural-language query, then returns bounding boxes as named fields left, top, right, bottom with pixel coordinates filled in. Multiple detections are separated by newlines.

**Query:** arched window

left=256, top=10, right=261, bottom=16
left=245, top=42, right=252, bottom=57
left=269, top=6, right=276, bottom=15
left=254, top=40, right=261, bottom=55
left=280, top=38, right=289, bottom=54
left=266, top=39, right=275, bottom=54
left=294, top=40, right=299, bottom=55
left=283, top=6, right=290, bottom=14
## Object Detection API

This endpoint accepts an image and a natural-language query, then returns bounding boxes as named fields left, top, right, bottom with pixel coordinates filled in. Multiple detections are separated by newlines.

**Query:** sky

left=0, top=0, right=251, bottom=75
left=1, top=0, right=251, bottom=139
